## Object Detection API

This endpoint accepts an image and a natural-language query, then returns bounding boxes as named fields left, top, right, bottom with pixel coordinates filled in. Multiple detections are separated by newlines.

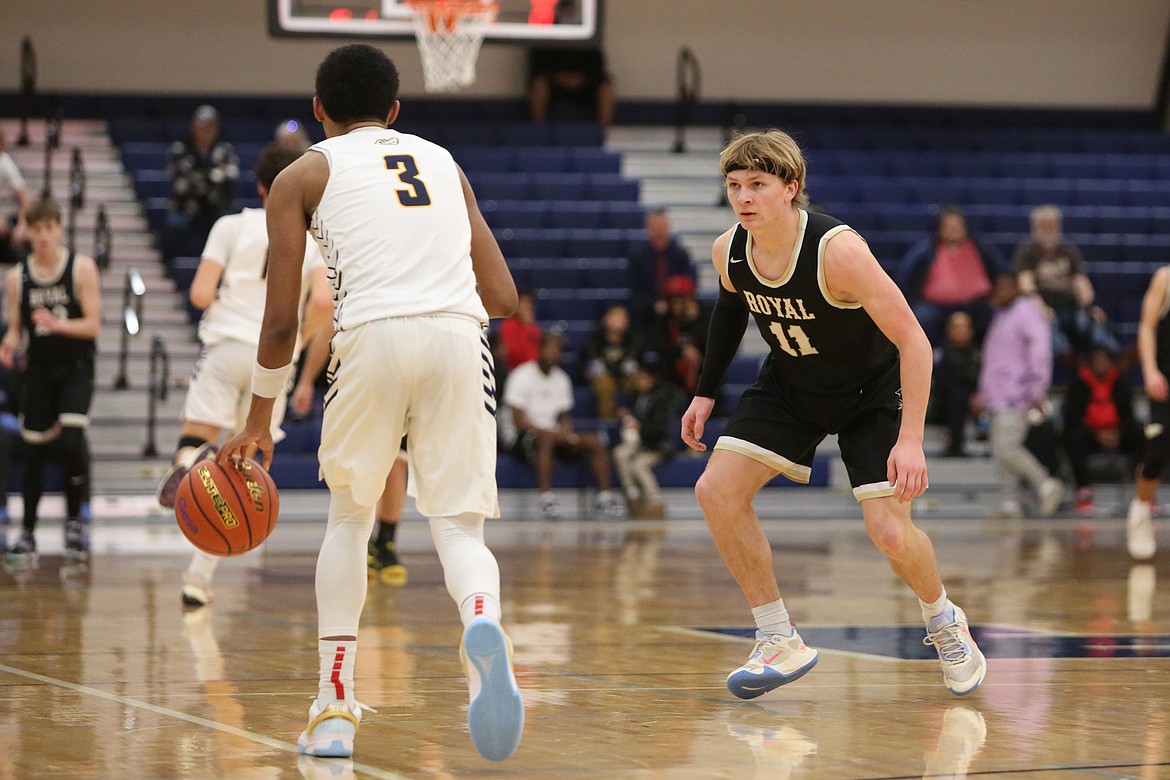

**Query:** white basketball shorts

left=318, top=315, right=499, bottom=517
left=183, top=338, right=289, bottom=442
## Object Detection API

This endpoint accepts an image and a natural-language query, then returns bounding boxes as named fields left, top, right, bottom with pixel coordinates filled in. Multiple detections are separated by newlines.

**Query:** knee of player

left=865, top=506, right=911, bottom=557
left=694, top=471, right=741, bottom=515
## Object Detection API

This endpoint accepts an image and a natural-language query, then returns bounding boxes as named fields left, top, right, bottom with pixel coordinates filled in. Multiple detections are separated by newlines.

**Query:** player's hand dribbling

left=218, top=426, right=274, bottom=471
left=682, top=396, right=715, bottom=451
left=887, top=436, right=928, bottom=503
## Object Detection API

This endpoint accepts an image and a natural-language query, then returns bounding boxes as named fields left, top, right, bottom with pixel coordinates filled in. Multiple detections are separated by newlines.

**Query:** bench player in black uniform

left=0, top=198, right=100, bottom=561
left=682, top=131, right=986, bottom=699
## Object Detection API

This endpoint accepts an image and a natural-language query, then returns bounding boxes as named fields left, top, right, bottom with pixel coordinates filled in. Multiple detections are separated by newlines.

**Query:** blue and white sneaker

left=6, top=529, right=37, bottom=565
left=157, top=443, right=218, bottom=509
left=727, top=628, right=819, bottom=700
left=64, top=519, right=90, bottom=561
left=924, top=604, right=986, bottom=696
left=461, top=617, right=524, bottom=761
left=297, top=699, right=372, bottom=758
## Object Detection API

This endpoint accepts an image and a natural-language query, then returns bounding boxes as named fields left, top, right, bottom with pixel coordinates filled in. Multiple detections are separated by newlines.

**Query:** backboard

left=269, top=0, right=602, bottom=42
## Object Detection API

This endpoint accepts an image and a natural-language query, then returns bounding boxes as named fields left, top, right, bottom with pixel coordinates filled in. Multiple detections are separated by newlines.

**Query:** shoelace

left=744, top=635, right=788, bottom=669
left=923, top=625, right=969, bottom=665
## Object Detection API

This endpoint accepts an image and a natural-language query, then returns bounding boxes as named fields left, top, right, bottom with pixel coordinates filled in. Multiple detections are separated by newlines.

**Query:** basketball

left=174, top=457, right=279, bottom=556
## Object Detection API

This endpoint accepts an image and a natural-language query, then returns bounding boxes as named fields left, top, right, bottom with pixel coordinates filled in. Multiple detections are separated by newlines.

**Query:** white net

left=408, top=1, right=498, bottom=93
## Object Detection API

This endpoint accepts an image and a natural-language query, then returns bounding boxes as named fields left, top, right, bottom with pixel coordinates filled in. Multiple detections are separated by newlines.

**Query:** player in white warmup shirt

left=218, top=45, right=523, bottom=763
left=156, top=143, right=331, bottom=608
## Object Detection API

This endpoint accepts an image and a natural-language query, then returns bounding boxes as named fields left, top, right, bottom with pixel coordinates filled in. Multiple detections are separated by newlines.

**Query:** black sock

left=376, top=519, right=398, bottom=546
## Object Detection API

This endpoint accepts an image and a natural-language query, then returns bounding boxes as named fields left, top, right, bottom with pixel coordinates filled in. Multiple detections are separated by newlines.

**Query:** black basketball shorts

left=714, top=358, right=901, bottom=501
left=20, top=356, right=95, bottom=443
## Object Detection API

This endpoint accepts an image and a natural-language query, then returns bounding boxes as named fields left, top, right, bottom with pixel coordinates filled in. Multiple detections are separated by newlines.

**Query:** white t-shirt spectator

left=0, top=151, right=26, bottom=214
left=501, top=360, right=574, bottom=445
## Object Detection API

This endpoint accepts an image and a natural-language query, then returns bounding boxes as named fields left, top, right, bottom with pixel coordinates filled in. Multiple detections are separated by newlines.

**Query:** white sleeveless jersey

left=309, top=127, right=488, bottom=331
left=198, top=207, right=323, bottom=350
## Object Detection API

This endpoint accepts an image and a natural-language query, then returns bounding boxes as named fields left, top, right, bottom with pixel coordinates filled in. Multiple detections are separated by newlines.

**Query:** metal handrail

left=38, top=100, right=62, bottom=199
left=93, top=205, right=111, bottom=271
left=143, top=333, right=169, bottom=458
left=113, top=267, right=145, bottom=390
left=67, top=147, right=85, bottom=254
left=673, top=47, right=701, bottom=154
left=17, top=37, right=35, bottom=148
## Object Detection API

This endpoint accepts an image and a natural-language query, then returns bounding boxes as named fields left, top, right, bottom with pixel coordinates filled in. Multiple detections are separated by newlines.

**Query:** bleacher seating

left=103, top=99, right=1170, bottom=492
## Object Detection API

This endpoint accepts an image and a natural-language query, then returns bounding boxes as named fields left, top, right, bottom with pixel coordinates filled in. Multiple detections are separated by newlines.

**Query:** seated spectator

left=580, top=303, right=639, bottom=420
left=613, top=356, right=685, bottom=518
left=646, top=274, right=710, bottom=395
left=527, top=44, right=614, bottom=126
left=274, top=118, right=312, bottom=152
left=627, top=208, right=696, bottom=329
left=930, top=311, right=981, bottom=457
left=0, top=127, right=29, bottom=266
left=501, top=331, right=626, bottom=519
left=973, top=273, right=1063, bottom=518
left=162, top=105, right=239, bottom=262
left=1013, top=204, right=1119, bottom=358
left=1061, top=346, right=1142, bottom=516
left=896, top=206, right=1006, bottom=346
left=499, top=286, right=541, bottom=370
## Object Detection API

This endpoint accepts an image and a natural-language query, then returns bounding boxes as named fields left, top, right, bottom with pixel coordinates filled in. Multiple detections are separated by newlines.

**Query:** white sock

left=185, top=549, right=220, bottom=584
left=460, top=592, right=502, bottom=626
left=317, top=639, right=357, bottom=707
left=921, top=589, right=951, bottom=630
left=752, top=599, right=794, bottom=636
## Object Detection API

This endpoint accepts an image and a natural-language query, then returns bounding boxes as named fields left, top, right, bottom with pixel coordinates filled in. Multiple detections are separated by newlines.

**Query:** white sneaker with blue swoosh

left=727, top=627, right=819, bottom=699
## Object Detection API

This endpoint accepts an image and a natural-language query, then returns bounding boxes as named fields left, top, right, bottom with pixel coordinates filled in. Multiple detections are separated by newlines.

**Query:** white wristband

left=251, top=361, right=294, bottom=399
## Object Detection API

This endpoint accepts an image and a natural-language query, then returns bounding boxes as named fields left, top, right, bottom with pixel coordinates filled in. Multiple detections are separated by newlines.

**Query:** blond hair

left=719, top=130, right=809, bottom=207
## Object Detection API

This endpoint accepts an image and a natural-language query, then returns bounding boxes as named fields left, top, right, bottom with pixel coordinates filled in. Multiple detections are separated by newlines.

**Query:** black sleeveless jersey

left=725, top=210, right=897, bottom=394
left=21, top=251, right=95, bottom=364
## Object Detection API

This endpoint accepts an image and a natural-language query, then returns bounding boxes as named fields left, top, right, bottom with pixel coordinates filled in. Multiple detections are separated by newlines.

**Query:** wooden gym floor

left=1, top=490, right=1168, bottom=779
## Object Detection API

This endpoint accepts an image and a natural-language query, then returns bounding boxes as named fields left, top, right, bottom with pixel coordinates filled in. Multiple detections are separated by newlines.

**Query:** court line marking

left=0, top=662, right=410, bottom=780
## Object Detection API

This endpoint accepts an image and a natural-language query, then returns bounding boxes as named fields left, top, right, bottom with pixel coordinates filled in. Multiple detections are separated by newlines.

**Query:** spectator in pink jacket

left=973, top=273, right=1064, bottom=518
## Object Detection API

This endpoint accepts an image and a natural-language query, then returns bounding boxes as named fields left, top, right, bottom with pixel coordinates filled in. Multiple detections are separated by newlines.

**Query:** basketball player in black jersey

left=0, top=198, right=100, bottom=561
left=682, top=131, right=986, bottom=699
left=1126, top=265, right=1170, bottom=560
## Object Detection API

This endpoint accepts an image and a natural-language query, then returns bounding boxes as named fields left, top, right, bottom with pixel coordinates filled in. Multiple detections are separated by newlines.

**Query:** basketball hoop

left=406, top=1, right=498, bottom=93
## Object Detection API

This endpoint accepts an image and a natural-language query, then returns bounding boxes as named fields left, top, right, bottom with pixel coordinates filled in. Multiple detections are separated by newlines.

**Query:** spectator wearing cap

left=645, top=274, right=710, bottom=395
left=627, top=208, right=695, bottom=329
left=162, top=104, right=239, bottom=262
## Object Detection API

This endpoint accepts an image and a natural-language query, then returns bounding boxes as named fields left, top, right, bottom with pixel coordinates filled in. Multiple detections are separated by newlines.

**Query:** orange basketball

left=174, top=457, right=279, bottom=556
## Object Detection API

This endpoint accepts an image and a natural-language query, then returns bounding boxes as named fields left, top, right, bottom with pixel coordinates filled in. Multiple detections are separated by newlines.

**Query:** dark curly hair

left=315, top=44, right=400, bottom=126
left=254, top=143, right=304, bottom=191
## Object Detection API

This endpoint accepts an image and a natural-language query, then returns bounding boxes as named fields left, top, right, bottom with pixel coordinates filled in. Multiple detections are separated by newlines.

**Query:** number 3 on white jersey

left=384, top=154, right=432, bottom=207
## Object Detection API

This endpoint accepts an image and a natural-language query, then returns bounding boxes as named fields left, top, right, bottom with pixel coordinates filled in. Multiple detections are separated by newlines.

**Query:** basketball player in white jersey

left=219, top=45, right=522, bottom=762
left=157, top=144, right=331, bottom=608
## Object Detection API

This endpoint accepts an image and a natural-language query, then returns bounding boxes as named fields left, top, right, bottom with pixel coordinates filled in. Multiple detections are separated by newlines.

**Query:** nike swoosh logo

left=761, top=652, right=783, bottom=664
left=729, top=256, right=745, bottom=263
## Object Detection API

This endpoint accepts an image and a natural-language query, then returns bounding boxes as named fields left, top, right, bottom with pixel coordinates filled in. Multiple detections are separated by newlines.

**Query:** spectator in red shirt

left=896, top=207, right=1007, bottom=346
left=1061, top=347, right=1142, bottom=515
left=499, top=286, right=541, bottom=370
